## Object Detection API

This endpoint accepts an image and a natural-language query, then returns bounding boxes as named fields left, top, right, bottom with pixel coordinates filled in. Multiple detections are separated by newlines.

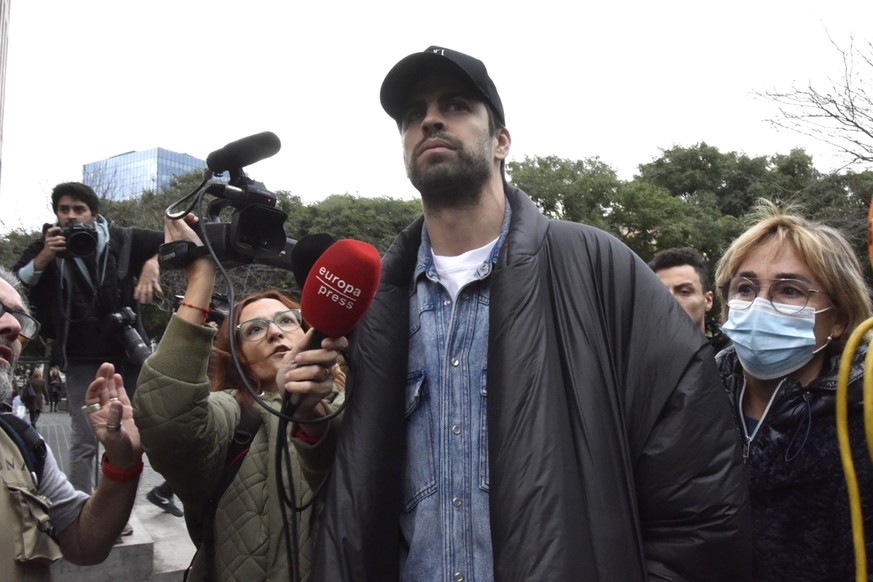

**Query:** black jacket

left=313, top=186, right=752, bottom=581
left=12, top=222, right=162, bottom=365
left=718, top=344, right=873, bottom=582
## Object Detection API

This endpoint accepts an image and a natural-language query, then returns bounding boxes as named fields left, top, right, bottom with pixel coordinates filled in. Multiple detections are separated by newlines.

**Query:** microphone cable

left=275, top=350, right=353, bottom=582
left=836, top=199, right=873, bottom=582
left=837, top=319, right=872, bottom=582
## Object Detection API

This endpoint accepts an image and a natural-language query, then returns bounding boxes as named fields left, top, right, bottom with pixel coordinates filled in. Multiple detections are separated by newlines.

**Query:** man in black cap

left=311, top=46, right=752, bottom=581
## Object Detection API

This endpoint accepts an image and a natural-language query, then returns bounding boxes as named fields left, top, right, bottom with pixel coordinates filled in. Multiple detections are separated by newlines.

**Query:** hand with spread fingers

left=82, top=362, right=142, bottom=468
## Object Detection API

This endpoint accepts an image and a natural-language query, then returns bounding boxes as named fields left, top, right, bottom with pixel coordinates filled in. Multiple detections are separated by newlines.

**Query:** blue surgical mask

left=722, top=297, right=831, bottom=380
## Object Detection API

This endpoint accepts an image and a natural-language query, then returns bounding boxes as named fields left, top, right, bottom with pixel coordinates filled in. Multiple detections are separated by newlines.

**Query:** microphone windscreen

left=206, top=131, right=281, bottom=173
left=301, top=239, right=381, bottom=338
left=291, top=233, right=336, bottom=290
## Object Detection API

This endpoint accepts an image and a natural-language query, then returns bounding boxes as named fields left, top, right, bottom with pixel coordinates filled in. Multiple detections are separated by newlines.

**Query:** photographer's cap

left=380, top=46, right=504, bottom=126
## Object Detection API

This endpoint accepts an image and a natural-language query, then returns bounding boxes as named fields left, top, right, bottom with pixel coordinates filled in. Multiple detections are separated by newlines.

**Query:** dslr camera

left=44, top=220, right=98, bottom=258
left=107, top=306, right=152, bottom=368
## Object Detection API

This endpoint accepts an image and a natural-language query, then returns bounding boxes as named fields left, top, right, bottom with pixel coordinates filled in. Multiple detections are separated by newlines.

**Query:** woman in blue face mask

left=714, top=199, right=873, bottom=582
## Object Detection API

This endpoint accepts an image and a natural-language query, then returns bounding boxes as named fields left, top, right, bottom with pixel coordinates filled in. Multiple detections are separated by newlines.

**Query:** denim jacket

left=401, top=203, right=511, bottom=582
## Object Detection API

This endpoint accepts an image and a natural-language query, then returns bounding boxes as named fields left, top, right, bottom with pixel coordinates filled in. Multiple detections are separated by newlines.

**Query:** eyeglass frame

left=0, top=300, right=41, bottom=340
left=235, top=309, right=304, bottom=342
left=719, top=276, right=831, bottom=315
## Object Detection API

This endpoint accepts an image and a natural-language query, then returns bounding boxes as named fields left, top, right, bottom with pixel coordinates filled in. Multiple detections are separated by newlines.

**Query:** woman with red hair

left=134, top=216, right=347, bottom=582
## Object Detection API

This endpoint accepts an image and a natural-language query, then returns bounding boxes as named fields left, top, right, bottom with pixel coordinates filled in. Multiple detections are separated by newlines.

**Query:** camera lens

left=66, top=230, right=97, bottom=256
left=120, top=326, right=151, bottom=368
left=61, top=221, right=98, bottom=257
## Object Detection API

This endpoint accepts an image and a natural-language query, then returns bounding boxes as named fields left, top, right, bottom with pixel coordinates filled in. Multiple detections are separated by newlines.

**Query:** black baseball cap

left=380, top=46, right=505, bottom=126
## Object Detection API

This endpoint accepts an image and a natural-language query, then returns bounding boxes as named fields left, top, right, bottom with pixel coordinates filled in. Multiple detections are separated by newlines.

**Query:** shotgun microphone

left=206, top=131, right=281, bottom=174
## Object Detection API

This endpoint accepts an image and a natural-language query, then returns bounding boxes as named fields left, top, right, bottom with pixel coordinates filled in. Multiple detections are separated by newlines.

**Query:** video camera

left=159, top=131, right=296, bottom=271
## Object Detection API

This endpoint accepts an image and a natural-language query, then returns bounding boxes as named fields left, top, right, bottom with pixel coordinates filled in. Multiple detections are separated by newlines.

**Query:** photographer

left=11, top=182, right=181, bottom=518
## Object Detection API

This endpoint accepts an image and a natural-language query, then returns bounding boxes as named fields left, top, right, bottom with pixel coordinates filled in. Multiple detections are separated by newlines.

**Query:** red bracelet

left=101, top=453, right=143, bottom=483
left=294, top=426, right=320, bottom=445
left=179, top=301, right=210, bottom=324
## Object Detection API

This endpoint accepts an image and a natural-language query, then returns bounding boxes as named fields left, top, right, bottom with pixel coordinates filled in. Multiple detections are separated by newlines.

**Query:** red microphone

left=284, top=239, right=381, bottom=418
left=300, top=239, right=382, bottom=339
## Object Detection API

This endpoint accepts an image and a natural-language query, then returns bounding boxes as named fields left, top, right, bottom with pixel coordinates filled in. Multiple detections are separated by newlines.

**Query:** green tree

left=294, top=194, right=421, bottom=254
left=636, top=142, right=783, bottom=218
left=1, top=227, right=42, bottom=273
left=507, top=155, right=617, bottom=230
left=505, top=152, right=742, bottom=266
left=607, top=180, right=742, bottom=266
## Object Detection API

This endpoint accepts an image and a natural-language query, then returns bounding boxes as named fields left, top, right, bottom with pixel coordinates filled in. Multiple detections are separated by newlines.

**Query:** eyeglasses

left=236, top=309, right=303, bottom=342
left=0, top=300, right=40, bottom=340
left=721, top=276, right=829, bottom=315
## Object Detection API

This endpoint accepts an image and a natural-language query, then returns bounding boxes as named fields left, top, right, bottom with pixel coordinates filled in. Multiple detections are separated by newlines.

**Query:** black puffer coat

left=314, top=186, right=753, bottom=581
left=717, top=344, right=873, bottom=582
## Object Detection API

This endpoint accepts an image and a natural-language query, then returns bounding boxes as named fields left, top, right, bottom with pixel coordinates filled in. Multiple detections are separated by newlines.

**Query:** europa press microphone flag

left=300, top=239, right=382, bottom=340
left=282, top=239, right=381, bottom=417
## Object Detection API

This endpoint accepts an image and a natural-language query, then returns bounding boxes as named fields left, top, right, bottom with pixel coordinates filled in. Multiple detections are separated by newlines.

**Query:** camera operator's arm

left=56, top=363, right=142, bottom=565
left=163, top=216, right=216, bottom=323
left=134, top=255, right=162, bottom=305
left=17, top=227, right=67, bottom=283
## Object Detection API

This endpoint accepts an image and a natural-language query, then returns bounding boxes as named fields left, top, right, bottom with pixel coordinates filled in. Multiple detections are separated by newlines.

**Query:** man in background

left=649, top=247, right=730, bottom=351
left=0, top=266, right=142, bottom=580
left=648, top=247, right=714, bottom=333
left=12, top=182, right=181, bottom=517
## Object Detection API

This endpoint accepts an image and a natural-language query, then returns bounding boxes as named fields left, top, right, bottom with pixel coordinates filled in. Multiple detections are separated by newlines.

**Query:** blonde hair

left=715, top=199, right=872, bottom=347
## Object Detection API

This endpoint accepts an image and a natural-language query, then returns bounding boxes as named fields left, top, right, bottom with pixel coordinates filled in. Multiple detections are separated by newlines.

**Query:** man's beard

left=0, top=365, right=13, bottom=406
left=407, top=132, right=493, bottom=211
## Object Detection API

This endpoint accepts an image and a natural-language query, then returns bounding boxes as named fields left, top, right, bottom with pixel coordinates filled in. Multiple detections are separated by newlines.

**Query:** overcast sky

left=1, top=0, right=870, bottom=233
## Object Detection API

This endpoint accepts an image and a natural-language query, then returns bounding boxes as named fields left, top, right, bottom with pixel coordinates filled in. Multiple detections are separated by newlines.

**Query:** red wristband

left=101, top=453, right=144, bottom=482
left=294, top=426, right=319, bottom=445
left=179, top=301, right=211, bottom=324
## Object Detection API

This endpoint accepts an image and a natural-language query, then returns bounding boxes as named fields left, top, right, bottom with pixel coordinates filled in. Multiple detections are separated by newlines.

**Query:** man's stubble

left=407, top=131, right=494, bottom=212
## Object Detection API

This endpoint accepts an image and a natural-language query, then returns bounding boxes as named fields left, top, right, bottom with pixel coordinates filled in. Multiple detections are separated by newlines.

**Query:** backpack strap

left=185, top=407, right=262, bottom=581
left=0, top=413, right=48, bottom=487
left=116, top=226, right=134, bottom=281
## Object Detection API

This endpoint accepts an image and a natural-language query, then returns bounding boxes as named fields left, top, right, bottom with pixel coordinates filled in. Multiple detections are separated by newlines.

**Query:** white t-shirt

left=432, top=237, right=499, bottom=300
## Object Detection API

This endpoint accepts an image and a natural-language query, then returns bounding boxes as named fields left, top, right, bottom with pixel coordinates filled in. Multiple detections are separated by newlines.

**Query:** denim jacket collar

left=412, top=197, right=512, bottom=285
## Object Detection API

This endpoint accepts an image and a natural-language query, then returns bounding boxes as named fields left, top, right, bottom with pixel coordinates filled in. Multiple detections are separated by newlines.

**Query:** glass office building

left=82, top=147, right=207, bottom=200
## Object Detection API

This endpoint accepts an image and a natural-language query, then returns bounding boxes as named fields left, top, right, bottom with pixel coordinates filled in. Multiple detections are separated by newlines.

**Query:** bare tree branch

left=758, top=35, right=873, bottom=166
